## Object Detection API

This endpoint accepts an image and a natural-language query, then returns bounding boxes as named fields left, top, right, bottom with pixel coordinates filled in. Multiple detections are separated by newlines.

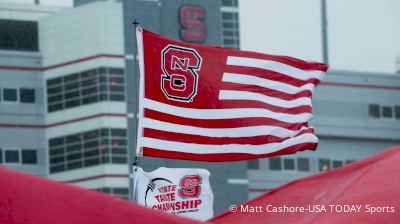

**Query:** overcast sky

left=240, top=0, right=400, bottom=74
left=1, top=0, right=399, bottom=73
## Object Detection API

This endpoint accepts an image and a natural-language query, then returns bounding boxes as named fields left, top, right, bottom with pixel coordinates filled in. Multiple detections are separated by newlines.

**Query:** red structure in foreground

left=0, top=167, right=204, bottom=224
left=211, top=146, right=400, bottom=224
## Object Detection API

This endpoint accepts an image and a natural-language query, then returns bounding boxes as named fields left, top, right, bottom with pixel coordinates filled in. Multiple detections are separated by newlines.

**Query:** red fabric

left=0, top=167, right=206, bottom=224
left=211, top=146, right=400, bottom=224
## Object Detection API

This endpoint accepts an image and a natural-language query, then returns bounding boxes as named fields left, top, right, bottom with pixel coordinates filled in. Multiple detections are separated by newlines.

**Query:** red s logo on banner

left=179, top=5, right=206, bottom=43
left=178, top=175, right=202, bottom=198
left=161, top=45, right=202, bottom=102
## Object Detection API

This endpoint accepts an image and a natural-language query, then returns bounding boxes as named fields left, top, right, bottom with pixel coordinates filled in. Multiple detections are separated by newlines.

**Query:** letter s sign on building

left=179, top=5, right=206, bottom=43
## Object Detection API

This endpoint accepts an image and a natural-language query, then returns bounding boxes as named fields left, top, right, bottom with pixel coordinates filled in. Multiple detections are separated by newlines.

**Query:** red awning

left=0, top=167, right=206, bottom=224
left=211, top=146, right=400, bottom=224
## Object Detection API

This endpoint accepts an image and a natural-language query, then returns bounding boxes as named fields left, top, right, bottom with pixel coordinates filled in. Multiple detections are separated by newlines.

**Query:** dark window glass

left=382, top=106, right=393, bottom=118
left=81, top=69, right=97, bottom=79
left=0, top=149, right=2, bottom=163
left=67, top=161, right=82, bottom=170
left=395, top=106, right=400, bottom=119
left=67, top=153, right=82, bottom=160
left=222, top=12, right=233, bottom=20
left=65, top=83, right=80, bottom=91
left=99, top=67, right=107, bottom=74
left=48, top=95, right=63, bottom=103
left=283, top=158, right=295, bottom=170
left=47, top=78, right=62, bottom=86
left=111, top=129, right=126, bottom=137
left=50, top=165, right=65, bottom=173
left=297, top=158, right=310, bottom=171
left=108, top=68, right=124, bottom=75
left=319, top=159, right=331, bottom=171
left=345, top=160, right=355, bottom=164
left=47, top=86, right=62, bottom=95
left=269, top=157, right=281, bottom=171
left=48, top=103, right=63, bottom=112
left=113, top=188, right=129, bottom=195
left=64, top=73, right=79, bottom=83
left=332, top=160, right=344, bottom=169
left=112, top=157, right=127, bottom=164
left=85, top=158, right=100, bottom=167
left=82, top=96, right=98, bottom=105
left=22, top=149, right=37, bottom=164
left=66, top=134, right=81, bottom=144
left=50, top=156, right=64, bottom=164
left=84, top=130, right=99, bottom=140
left=5, top=150, right=19, bottom=163
left=20, top=88, right=35, bottom=103
left=49, top=137, right=64, bottom=147
left=368, top=104, right=380, bottom=118
left=49, top=147, right=64, bottom=156
left=247, top=159, right=259, bottom=170
left=0, top=19, right=38, bottom=51
left=65, top=100, right=80, bottom=108
left=3, top=88, right=17, bottom=102
left=109, top=94, right=125, bottom=101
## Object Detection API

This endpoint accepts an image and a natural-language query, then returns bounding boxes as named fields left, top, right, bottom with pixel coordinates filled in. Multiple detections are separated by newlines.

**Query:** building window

left=319, top=159, right=331, bottom=171
left=3, top=88, right=18, bottom=102
left=332, top=160, right=344, bottom=169
left=0, top=19, right=38, bottom=52
left=222, top=0, right=238, bottom=7
left=269, top=157, right=281, bottom=171
left=95, top=187, right=129, bottom=200
left=5, top=149, right=19, bottom=163
left=47, top=67, right=125, bottom=113
left=0, top=148, right=2, bottom=163
left=395, top=106, right=400, bottom=119
left=382, top=106, right=393, bottom=118
left=283, top=158, right=295, bottom=171
left=49, top=128, right=128, bottom=174
left=297, top=158, right=310, bottom=171
left=368, top=104, right=380, bottom=118
left=22, top=149, right=37, bottom=164
left=345, top=160, right=355, bottom=164
left=247, top=159, right=259, bottom=170
left=20, top=88, right=35, bottom=103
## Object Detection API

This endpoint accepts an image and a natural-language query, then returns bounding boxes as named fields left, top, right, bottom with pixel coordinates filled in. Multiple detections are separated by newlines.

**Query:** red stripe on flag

left=141, top=142, right=318, bottom=162
left=143, top=128, right=315, bottom=145
left=144, top=109, right=308, bottom=130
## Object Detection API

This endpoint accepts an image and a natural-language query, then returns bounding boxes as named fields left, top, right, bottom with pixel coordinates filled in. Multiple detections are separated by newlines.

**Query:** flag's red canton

left=136, top=28, right=328, bottom=162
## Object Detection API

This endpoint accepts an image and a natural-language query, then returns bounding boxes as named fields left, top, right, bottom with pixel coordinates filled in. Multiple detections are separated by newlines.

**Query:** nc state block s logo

left=161, top=45, right=202, bottom=102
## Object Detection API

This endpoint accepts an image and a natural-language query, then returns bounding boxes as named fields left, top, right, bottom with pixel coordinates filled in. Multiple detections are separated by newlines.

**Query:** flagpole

left=129, top=19, right=141, bottom=202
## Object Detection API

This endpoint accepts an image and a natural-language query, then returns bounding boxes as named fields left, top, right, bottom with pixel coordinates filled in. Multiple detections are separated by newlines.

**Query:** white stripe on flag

left=222, top=73, right=315, bottom=94
left=227, top=56, right=325, bottom=81
left=143, top=99, right=313, bottom=123
left=219, top=90, right=312, bottom=108
left=142, top=117, right=311, bottom=138
left=141, top=133, right=318, bottom=155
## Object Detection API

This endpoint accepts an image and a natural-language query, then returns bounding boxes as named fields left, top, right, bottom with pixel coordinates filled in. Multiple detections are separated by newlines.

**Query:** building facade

left=0, top=0, right=399, bottom=215
left=0, top=0, right=247, bottom=213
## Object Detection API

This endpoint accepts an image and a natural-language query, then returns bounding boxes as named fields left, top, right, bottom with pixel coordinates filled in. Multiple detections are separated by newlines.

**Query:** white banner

left=133, top=167, right=214, bottom=221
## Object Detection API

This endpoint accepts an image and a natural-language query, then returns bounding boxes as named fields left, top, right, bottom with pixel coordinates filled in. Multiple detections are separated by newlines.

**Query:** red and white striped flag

left=136, top=28, right=328, bottom=162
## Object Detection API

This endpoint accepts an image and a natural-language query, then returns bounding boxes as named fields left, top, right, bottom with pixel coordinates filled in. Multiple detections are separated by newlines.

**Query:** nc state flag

left=136, top=28, right=327, bottom=162
left=133, top=167, right=214, bottom=221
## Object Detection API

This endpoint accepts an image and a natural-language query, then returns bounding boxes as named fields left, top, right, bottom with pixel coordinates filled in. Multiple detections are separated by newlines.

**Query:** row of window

left=221, top=11, right=240, bottom=49
left=221, top=0, right=238, bottom=7
left=369, top=104, right=400, bottom=119
left=0, top=148, right=37, bottom=165
left=247, top=157, right=355, bottom=172
left=49, top=128, right=128, bottom=174
left=46, top=67, right=125, bottom=113
left=0, top=87, right=35, bottom=103
left=94, top=187, right=129, bottom=200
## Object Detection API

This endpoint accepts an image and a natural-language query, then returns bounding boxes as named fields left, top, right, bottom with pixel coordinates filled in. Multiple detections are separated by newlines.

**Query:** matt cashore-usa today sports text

left=236, top=204, right=396, bottom=214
